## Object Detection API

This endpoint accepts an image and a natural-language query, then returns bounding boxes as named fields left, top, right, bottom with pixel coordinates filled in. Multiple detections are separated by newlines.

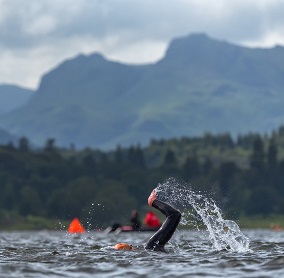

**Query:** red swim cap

left=114, top=243, right=134, bottom=250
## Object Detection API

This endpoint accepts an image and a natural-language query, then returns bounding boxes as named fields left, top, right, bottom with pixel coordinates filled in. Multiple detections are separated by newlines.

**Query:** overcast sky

left=1, top=0, right=284, bottom=89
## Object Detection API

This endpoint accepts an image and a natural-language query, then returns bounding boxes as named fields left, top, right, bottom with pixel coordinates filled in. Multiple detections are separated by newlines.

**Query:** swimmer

left=114, top=189, right=181, bottom=252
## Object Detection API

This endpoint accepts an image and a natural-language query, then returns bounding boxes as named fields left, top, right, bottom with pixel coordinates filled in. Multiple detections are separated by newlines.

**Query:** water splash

left=155, top=178, right=250, bottom=252
left=86, top=203, right=96, bottom=231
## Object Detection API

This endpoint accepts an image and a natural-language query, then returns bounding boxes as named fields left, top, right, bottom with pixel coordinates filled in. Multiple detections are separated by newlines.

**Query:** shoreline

left=0, top=217, right=284, bottom=231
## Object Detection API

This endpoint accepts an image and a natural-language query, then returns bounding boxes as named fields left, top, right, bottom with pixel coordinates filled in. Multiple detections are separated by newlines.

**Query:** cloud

left=0, top=0, right=284, bottom=88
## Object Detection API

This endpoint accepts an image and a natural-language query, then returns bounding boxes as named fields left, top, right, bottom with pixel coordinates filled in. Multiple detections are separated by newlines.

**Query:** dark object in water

left=104, top=224, right=160, bottom=234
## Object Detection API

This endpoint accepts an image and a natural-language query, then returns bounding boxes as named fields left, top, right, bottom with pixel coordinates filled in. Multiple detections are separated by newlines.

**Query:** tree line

left=1, top=127, right=284, bottom=228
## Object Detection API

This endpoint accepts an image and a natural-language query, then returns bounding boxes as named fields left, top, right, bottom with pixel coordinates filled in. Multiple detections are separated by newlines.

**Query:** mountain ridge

left=1, top=33, right=284, bottom=149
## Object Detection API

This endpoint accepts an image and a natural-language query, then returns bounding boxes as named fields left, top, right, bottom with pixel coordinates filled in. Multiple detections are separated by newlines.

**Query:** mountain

left=115, top=34, right=284, bottom=145
left=0, top=54, right=150, bottom=148
left=0, top=84, right=34, bottom=115
left=0, top=33, right=284, bottom=149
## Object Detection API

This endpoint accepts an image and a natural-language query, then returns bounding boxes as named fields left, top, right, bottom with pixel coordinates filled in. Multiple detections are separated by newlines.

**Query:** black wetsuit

left=145, top=199, right=181, bottom=251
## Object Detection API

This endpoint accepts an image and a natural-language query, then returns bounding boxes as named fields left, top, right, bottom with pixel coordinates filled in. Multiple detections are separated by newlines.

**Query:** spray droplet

left=156, top=178, right=250, bottom=252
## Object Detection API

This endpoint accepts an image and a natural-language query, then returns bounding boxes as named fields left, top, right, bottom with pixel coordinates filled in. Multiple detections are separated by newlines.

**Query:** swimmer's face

left=114, top=243, right=134, bottom=250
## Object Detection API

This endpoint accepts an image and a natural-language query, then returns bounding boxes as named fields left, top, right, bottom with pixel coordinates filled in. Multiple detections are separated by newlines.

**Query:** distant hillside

left=0, top=33, right=284, bottom=149
left=0, top=128, right=17, bottom=145
left=0, top=84, right=34, bottom=115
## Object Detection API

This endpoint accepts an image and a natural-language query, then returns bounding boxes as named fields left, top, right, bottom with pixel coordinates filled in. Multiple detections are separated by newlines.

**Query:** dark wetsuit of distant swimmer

left=145, top=190, right=181, bottom=251
left=114, top=189, right=181, bottom=251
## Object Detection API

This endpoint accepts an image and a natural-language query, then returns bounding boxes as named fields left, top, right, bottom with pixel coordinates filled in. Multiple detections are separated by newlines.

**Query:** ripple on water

left=0, top=230, right=284, bottom=277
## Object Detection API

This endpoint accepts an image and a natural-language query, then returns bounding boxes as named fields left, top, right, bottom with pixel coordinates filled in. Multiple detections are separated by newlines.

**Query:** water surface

left=0, top=229, right=284, bottom=277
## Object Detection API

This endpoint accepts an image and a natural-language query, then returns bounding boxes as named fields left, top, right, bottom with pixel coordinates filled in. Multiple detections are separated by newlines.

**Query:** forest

left=1, top=126, right=284, bottom=230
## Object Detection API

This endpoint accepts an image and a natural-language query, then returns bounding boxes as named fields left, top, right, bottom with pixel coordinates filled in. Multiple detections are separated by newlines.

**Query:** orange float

left=67, top=218, right=86, bottom=233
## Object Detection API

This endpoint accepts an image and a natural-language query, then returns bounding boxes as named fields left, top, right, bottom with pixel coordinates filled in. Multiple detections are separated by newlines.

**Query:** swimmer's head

left=114, top=243, right=134, bottom=250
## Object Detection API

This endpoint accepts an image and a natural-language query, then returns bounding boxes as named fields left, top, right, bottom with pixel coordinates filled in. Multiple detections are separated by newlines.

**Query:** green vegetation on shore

left=237, top=215, right=284, bottom=229
left=1, top=128, right=284, bottom=230
left=0, top=210, right=69, bottom=231
left=1, top=211, right=283, bottom=231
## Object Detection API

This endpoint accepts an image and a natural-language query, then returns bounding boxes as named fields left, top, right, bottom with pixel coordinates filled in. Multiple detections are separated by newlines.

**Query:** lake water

left=1, top=180, right=283, bottom=277
left=0, top=229, right=284, bottom=277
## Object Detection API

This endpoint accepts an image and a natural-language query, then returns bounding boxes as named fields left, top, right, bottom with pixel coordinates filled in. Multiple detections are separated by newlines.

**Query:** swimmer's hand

left=148, top=189, right=157, bottom=207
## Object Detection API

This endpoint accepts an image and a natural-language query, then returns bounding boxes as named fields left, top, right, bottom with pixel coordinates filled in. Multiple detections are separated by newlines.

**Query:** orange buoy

left=67, top=218, right=86, bottom=233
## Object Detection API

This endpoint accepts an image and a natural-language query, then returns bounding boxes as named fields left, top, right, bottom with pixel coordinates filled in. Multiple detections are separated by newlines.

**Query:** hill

left=0, top=33, right=284, bottom=149
left=0, top=84, right=34, bottom=115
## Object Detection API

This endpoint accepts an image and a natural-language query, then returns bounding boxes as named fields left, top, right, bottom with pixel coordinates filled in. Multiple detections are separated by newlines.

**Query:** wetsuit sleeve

left=145, top=200, right=181, bottom=251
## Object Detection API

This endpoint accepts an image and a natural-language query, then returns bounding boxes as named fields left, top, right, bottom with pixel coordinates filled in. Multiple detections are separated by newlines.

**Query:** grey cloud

left=1, top=0, right=284, bottom=88
left=263, top=2, right=284, bottom=33
left=1, top=0, right=284, bottom=51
